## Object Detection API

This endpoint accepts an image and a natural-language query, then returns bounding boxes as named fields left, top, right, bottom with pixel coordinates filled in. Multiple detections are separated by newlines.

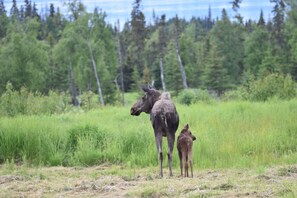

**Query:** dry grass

left=0, top=164, right=296, bottom=197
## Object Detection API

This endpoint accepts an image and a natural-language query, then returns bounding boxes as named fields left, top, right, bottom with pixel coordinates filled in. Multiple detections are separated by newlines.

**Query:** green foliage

left=72, top=136, right=101, bottom=166
left=242, top=73, right=297, bottom=101
left=244, top=25, right=270, bottom=77
left=203, top=44, right=231, bottom=95
left=1, top=0, right=297, bottom=104
left=67, top=125, right=106, bottom=153
left=0, top=83, right=71, bottom=117
left=221, top=89, right=245, bottom=101
left=209, top=9, right=244, bottom=85
left=0, top=19, right=49, bottom=93
left=1, top=100, right=297, bottom=168
left=177, top=89, right=213, bottom=105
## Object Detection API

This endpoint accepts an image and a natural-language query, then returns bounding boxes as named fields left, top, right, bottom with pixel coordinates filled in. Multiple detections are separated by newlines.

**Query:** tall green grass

left=0, top=100, right=297, bottom=169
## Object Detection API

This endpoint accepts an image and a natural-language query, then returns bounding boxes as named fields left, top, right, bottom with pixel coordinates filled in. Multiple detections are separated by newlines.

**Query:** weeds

left=0, top=100, right=297, bottom=169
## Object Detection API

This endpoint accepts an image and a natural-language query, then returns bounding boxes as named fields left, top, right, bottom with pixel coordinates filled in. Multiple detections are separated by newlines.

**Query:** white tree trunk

left=174, top=26, right=188, bottom=89
left=117, top=20, right=125, bottom=106
left=87, top=41, right=105, bottom=107
left=69, top=58, right=79, bottom=106
left=159, top=58, right=166, bottom=91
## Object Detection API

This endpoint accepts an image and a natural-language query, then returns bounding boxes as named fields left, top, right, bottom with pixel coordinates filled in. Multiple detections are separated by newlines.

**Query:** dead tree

left=87, top=41, right=105, bottom=107
left=117, top=20, right=125, bottom=106
left=160, top=58, right=166, bottom=91
left=174, top=15, right=188, bottom=89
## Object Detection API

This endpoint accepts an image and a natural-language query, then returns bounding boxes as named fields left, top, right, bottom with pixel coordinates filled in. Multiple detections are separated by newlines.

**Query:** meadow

left=1, top=97, right=297, bottom=170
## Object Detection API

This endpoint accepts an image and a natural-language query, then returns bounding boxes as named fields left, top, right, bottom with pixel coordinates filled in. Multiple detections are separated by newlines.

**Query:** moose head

left=130, top=86, right=162, bottom=116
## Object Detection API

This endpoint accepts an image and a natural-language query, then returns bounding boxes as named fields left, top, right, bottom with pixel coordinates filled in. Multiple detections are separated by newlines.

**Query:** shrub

left=0, top=82, right=72, bottom=116
left=222, top=89, right=245, bottom=101
left=242, top=73, right=297, bottom=101
left=178, top=89, right=196, bottom=105
left=178, top=89, right=213, bottom=105
left=79, top=91, right=99, bottom=111
left=0, top=82, right=22, bottom=116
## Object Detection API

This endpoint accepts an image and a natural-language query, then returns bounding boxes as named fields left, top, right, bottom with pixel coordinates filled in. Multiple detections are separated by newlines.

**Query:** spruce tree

left=10, top=0, right=19, bottom=20
left=0, top=0, right=8, bottom=38
left=258, top=10, right=265, bottom=27
left=203, top=44, right=230, bottom=96
left=130, top=0, right=146, bottom=86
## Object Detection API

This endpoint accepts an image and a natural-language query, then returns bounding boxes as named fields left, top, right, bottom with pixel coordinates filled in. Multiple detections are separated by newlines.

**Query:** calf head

left=130, top=86, right=162, bottom=116
left=180, top=124, right=196, bottom=141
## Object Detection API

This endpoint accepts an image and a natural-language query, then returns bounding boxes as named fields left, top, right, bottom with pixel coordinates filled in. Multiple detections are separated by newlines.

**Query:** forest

left=1, top=2, right=297, bottom=196
left=0, top=0, right=297, bottom=110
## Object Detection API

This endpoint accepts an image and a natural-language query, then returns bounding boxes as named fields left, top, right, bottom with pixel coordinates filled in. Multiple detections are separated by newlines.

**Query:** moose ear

left=184, top=124, right=189, bottom=130
left=142, top=86, right=150, bottom=93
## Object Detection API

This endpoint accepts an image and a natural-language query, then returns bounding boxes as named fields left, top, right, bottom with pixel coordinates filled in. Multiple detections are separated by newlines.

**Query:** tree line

left=0, top=0, right=296, bottom=106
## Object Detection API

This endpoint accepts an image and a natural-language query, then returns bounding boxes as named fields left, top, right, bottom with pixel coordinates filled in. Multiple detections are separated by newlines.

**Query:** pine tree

left=244, top=25, right=270, bottom=77
left=257, top=10, right=265, bottom=27
left=285, top=1, right=297, bottom=80
left=24, top=0, right=32, bottom=18
left=210, top=8, right=244, bottom=85
left=10, top=0, right=19, bottom=20
left=130, top=0, right=146, bottom=85
left=32, top=3, right=40, bottom=19
left=203, top=44, right=230, bottom=96
left=270, top=0, right=290, bottom=74
left=0, top=0, right=8, bottom=38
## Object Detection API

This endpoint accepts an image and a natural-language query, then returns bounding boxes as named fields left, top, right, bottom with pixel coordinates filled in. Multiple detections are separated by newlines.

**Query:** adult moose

left=130, top=86, right=179, bottom=177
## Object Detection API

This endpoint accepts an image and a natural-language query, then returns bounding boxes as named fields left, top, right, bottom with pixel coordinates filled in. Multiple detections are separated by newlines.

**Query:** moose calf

left=177, top=124, right=196, bottom=177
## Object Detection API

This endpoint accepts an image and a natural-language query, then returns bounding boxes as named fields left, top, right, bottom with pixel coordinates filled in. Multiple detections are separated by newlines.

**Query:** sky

left=4, top=0, right=275, bottom=27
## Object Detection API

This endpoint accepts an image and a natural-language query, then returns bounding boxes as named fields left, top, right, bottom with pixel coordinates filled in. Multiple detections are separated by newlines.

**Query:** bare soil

left=0, top=164, right=296, bottom=197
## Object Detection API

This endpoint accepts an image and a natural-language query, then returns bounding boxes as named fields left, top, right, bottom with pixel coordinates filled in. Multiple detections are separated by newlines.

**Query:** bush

left=222, top=89, right=245, bottom=101
left=0, top=82, right=72, bottom=116
left=242, top=74, right=297, bottom=101
left=178, top=89, right=213, bottom=105
left=79, top=91, right=100, bottom=111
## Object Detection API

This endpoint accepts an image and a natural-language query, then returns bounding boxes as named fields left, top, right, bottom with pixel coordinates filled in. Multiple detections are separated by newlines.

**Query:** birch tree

left=174, top=15, right=188, bottom=89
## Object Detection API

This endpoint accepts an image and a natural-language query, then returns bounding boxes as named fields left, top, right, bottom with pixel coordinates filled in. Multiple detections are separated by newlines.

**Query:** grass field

left=0, top=98, right=297, bottom=170
left=0, top=164, right=296, bottom=197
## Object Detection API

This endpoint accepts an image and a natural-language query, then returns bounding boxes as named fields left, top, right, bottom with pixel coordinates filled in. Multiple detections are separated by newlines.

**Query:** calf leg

left=189, top=149, right=193, bottom=178
left=178, top=149, right=183, bottom=176
left=167, top=134, right=175, bottom=177
left=182, top=151, right=187, bottom=177
left=155, top=132, right=163, bottom=177
left=186, top=154, right=189, bottom=177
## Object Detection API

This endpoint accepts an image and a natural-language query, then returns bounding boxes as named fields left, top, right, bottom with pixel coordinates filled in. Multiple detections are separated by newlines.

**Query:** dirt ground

left=0, top=164, right=296, bottom=197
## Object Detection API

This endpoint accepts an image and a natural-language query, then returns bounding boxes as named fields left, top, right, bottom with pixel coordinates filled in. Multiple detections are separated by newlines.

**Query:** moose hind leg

left=155, top=132, right=163, bottom=177
left=167, top=133, right=175, bottom=176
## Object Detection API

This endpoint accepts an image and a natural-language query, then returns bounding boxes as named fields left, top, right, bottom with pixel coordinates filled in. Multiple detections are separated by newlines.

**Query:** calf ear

left=192, top=136, right=196, bottom=141
left=184, top=124, right=189, bottom=130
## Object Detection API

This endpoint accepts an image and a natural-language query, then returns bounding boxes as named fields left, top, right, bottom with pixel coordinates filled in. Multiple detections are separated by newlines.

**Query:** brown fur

left=131, top=87, right=179, bottom=177
left=177, top=124, right=196, bottom=177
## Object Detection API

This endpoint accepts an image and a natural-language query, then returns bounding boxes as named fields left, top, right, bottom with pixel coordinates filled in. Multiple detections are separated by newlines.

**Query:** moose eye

left=142, top=94, right=148, bottom=100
